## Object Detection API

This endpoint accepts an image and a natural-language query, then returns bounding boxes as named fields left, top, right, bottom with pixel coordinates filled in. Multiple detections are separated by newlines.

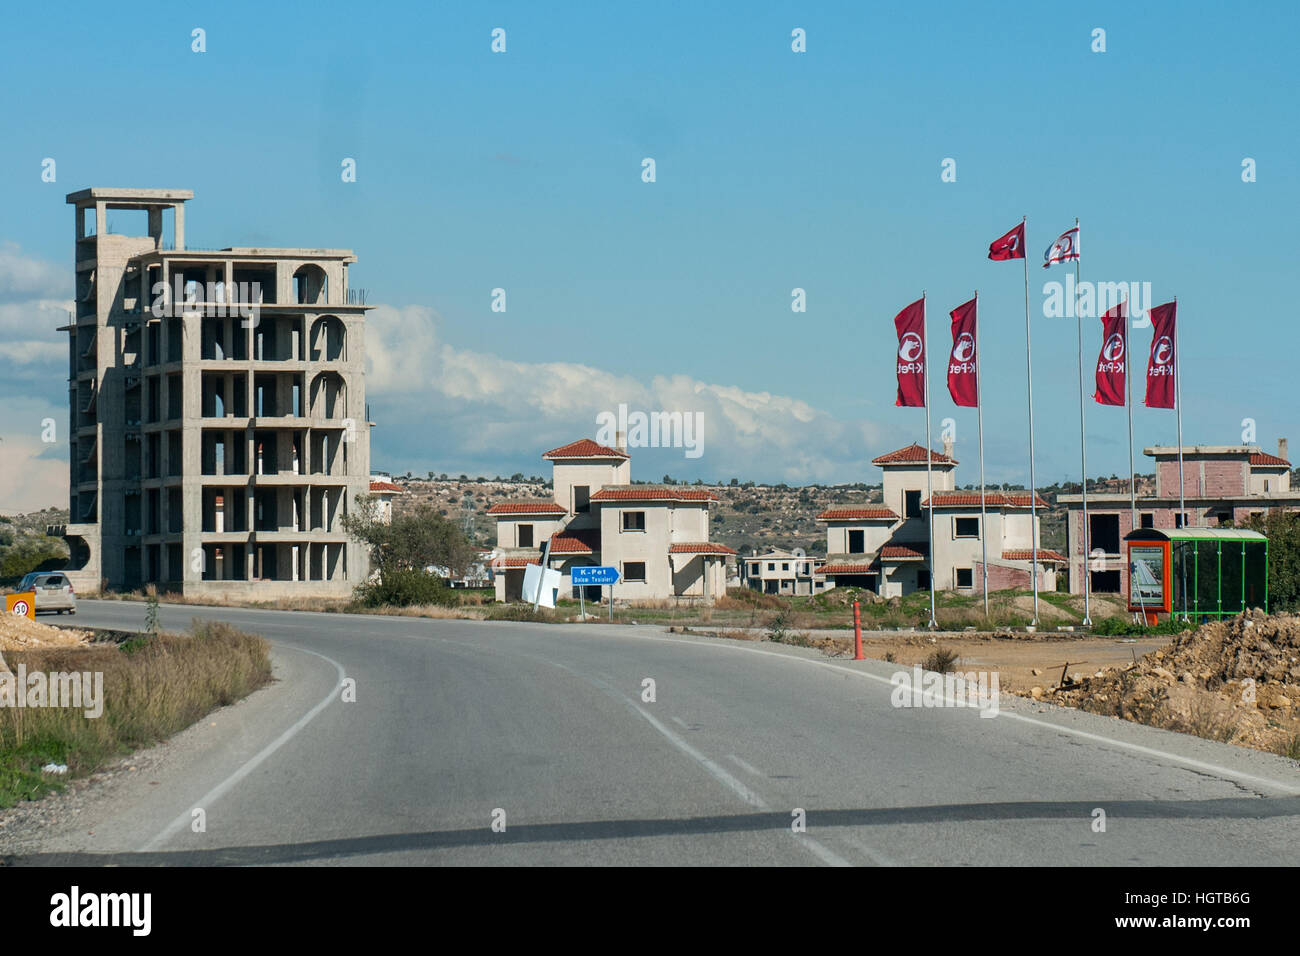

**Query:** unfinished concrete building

left=58, top=188, right=373, bottom=597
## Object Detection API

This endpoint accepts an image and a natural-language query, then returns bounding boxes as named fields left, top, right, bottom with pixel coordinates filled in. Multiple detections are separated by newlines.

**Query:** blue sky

left=2, top=1, right=1296, bottom=508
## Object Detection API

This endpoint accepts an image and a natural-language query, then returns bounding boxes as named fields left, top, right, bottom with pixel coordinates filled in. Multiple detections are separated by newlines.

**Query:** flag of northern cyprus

left=1043, top=227, right=1080, bottom=268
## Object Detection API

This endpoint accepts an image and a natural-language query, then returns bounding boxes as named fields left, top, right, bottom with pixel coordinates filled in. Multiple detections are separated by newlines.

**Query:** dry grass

left=97, top=589, right=353, bottom=614
left=0, top=621, right=273, bottom=807
left=1155, top=696, right=1240, bottom=744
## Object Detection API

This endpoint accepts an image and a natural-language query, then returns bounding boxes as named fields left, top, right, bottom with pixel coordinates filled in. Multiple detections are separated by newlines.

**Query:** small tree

left=1245, top=509, right=1300, bottom=611
left=342, top=495, right=477, bottom=578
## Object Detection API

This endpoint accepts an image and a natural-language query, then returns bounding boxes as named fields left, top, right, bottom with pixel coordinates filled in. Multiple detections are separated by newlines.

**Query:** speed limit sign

left=5, top=592, right=35, bottom=620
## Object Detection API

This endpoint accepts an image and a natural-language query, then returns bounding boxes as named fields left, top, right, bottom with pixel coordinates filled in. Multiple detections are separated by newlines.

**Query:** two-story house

left=486, top=437, right=735, bottom=604
left=814, top=442, right=1060, bottom=597
left=741, top=548, right=825, bottom=596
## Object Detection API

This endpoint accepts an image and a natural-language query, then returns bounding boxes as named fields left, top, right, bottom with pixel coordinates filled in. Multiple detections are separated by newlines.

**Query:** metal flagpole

left=1074, top=217, right=1091, bottom=626
left=1023, top=218, right=1040, bottom=627
left=975, top=289, right=988, bottom=619
left=1174, top=296, right=1188, bottom=620
left=1123, top=297, right=1140, bottom=625
left=923, top=291, right=937, bottom=629
left=1124, top=298, right=1137, bottom=527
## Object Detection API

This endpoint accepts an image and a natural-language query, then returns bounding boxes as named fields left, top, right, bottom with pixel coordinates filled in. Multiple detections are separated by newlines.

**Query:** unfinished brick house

left=1059, top=439, right=1296, bottom=596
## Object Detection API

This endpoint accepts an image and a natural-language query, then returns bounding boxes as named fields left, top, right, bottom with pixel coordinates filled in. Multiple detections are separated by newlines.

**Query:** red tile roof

left=815, top=562, right=875, bottom=575
left=549, top=530, right=601, bottom=555
left=498, top=557, right=535, bottom=569
left=368, top=481, right=402, bottom=494
left=1251, top=452, right=1291, bottom=467
left=485, top=500, right=566, bottom=516
left=1002, top=549, right=1068, bottom=563
left=923, top=491, right=1047, bottom=509
left=542, top=438, right=630, bottom=460
left=589, top=486, right=718, bottom=502
left=817, top=506, right=899, bottom=521
left=872, top=443, right=957, bottom=465
left=668, top=542, right=737, bottom=555
left=879, top=544, right=926, bottom=561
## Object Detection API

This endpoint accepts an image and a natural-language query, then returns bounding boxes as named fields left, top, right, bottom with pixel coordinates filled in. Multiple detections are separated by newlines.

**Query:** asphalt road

left=7, top=599, right=1300, bottom=866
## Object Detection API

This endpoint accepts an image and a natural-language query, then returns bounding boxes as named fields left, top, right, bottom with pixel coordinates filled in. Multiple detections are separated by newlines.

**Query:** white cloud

left=366, top=304, right=891, bottom=482
left=0, top=427, right=67, bottom=514
left=0, top=245, right=73, bottom=511
left=0, top=242, right=66, bottom=304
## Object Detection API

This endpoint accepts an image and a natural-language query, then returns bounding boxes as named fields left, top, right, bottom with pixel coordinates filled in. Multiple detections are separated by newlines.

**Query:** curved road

left=6, top=599, right=1299, bottom=866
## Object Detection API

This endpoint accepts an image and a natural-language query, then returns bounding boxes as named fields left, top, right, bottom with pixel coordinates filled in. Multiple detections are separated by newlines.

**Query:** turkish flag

left=1145, top=301, right=1177, bottom=409
left=988, top=222, right=1025, bottom=261
left=1093, top=302, right=1127, bottom=406
left=894, top=297, right=926, bottom=407
left=947, top=297, right=978, bottom=407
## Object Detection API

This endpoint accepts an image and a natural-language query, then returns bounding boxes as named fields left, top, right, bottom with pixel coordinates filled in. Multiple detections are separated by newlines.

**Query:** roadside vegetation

left=0, top=510, right=69, bottom=585
left=0, top=620, right=272, bottom=808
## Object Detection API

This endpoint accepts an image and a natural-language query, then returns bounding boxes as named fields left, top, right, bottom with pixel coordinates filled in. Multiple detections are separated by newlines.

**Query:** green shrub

left=765, top=609, right=792, bottom=642
left=354, top=568, right=458, bottom=608
left=922, top=647, right=960, bottom=673
left=1090, top=616, right=1194, bottom=637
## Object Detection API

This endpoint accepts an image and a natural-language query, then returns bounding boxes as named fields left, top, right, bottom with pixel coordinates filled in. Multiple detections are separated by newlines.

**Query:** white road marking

left=726, top=753, right=763, bottom=778
left=629, top=704, right=853, bottom=866
left=619, top=633, right=1300, bottom=797
left=670, top=715, right=690, bottom=729
left=139, top=644, right=348, bottom=852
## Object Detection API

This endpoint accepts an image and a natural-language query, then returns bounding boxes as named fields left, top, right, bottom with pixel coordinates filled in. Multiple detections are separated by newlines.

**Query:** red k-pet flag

left=988, top=222, right=1025, bottom=261
left=947, top=297, right=978, bottom=407
left=894, top=297, right=927, bottom=407
left=1043, top=226, right=1080, bottom=268
left=1093, top=302, right=1127, bottom=406
left=1145, top=301, right=1177, bottom=409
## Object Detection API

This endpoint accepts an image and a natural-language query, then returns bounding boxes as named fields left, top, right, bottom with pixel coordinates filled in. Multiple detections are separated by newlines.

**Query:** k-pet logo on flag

left=894, top=297, right=927, bottom=407
left=1093, top=302, right=1127, bottom=406
left=1043, top=227, right=1080, bottom=268
left=1145, top=301, right=1177, bottom=409
left=947, top=297, right=978, bottom=407
left=988, top=221, right=1025, bottom=261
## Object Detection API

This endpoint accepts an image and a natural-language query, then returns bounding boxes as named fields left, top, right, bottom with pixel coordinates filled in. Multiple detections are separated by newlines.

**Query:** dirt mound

left=0, top=615, right=92, bottom=653
left=1045, top=609, right=1300, bottom=754
left=1009, top=595, right=1073, bottom=622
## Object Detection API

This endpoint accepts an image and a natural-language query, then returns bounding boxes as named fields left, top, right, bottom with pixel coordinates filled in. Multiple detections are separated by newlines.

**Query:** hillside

left=381, top=474, right=1136, bottom=555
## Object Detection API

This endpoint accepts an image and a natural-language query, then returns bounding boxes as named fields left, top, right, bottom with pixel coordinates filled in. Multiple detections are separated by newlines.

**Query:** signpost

left=571, top=566, right=620, bottom=622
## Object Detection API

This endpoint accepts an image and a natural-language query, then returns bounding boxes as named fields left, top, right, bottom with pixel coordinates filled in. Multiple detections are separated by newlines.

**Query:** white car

left=15, top=571, right=77, bottom=614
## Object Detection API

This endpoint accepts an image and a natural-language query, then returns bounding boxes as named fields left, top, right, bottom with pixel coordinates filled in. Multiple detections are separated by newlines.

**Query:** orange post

left=853, top=600, right=864, bottom=660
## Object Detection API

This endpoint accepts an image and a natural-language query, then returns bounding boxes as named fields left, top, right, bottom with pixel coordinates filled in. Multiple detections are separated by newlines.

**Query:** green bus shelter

left=1124, top=528, right=1268, bottom=620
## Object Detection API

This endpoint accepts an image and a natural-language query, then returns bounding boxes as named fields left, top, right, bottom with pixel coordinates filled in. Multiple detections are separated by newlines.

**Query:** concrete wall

left=824, top=522, right=894, bottom=555
left=551, top=459, right=628, bottom=523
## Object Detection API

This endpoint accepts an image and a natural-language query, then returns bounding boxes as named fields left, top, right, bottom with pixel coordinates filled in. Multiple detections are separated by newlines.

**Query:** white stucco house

left=487, top=436, right=735, bottom=604
left=814, top=442, right=1062, bottom=597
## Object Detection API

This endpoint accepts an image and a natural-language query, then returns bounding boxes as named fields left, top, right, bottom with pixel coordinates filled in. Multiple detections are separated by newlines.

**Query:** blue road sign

left=571, top=566, right=620, bottom=587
